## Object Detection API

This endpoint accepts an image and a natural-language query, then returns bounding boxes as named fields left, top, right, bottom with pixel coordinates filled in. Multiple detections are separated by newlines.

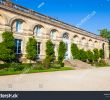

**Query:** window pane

left=37, top=42, right=41, bottom=55
left=35, top=26, right=42, bottom=36
left=15, top=39, right=22, bottom=54
left=16, top=20, right=22, bottom=32
left=51, top=30, right=56, bottom=39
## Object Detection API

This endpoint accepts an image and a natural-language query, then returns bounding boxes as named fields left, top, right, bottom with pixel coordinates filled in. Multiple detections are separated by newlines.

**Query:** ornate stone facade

left=0, top=0, right=109, bottom=62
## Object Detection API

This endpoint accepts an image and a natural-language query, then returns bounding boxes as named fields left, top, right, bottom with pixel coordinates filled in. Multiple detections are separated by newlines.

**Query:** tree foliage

left=99, top=29, right=110, bottom=40
left=93, top=49, right=100, bottom=62
left=44, top=40, right=55, bottom=68
left=45, top=40, right=55, bottom=62
left=26, top=37, right=37, bottom=62
left=58, top=41, right=67, bottom=65
left=86, top=50, right=94, bottom=63
left=99, top=49, right=104, bottom=59
left=79, top=49, right=87, bottom=62
left=71, top=43, right=79, bottom=59
left=0, top=31, right=15, bottom=63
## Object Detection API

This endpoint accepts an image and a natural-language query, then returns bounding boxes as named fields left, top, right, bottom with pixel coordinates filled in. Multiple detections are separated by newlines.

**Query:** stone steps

left=64, top=59, right=94, bottom=69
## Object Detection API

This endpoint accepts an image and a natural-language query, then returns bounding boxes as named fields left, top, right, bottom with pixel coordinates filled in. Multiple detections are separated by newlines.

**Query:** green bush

left=95, top=60, right=108, bottom=67
left=58, top=41, right=67, bottom=65
left=26, top=37, right=37, bottom=62
left=93, top=49, right=100, bottom=62
left=0, top=31, right=15, bottom=63
left=79, top=49, right=87, bottom=62
left=33, top=62, right=45, bottom=70
left=61, top=63, right=64, bottom=67
left=10, top=63, right=25, bottom=71
left=43, top=56, right=51, bottom=69
left=44, top=40, right=55, bottom=68
left=0, top=63, right=10, bottom=70
left=71, top=43, right=79, bottom=59
left=51, top=63, right=61, bottom=69
left=86, top=50, right=94, bottom=63
left=99, top=49, right=104, bottom=59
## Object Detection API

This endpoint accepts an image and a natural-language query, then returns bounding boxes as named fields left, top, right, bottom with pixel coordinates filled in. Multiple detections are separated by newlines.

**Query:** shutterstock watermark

left=37, top=2, right=45, bottom=9
left=76, top=11, right=96, bottom=28
left=0, top=93, right=19, bottom=99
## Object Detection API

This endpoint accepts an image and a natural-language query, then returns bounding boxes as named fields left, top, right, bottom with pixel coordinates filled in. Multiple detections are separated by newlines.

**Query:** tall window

left=63, top=33, right=69, bottom=40
left=37, top=42, right=41, bottom=55
left=50, top=30, right=57, bottom=40
left=16, top=20, right=22, bottom=32
left=15, top=39, right=22, bottom=54
left=35, top=25, right=42, bottom=36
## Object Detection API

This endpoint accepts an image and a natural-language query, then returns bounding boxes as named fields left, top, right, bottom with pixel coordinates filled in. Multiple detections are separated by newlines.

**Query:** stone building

left=0, top=0, right=109, bottom=62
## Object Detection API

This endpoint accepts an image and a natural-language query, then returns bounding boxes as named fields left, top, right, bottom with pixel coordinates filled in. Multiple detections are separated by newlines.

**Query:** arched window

left=63, top=32, right=69, bottom=40
left=34, top=25, right=43, bottom=36
left=88, top=39, right=93, bottom=49
left=81, top=37, right=86, bottom=46
left=94, top=41, right=98, bottom=48
left=73, top=35, right=79, bottom=44
left=16, top=20, right=23, bottom=32
left=50, top=29, right=57, bottom=40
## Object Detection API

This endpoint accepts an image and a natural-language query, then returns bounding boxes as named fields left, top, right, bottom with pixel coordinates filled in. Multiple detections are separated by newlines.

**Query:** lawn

left=0, top=67, right=73, bottom=76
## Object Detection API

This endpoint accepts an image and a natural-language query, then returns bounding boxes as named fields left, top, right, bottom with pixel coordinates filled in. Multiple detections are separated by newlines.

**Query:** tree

left=79, top=49, right=87, bottom=62
left=44, top=40, right=55, bottom=68
left=26, top=37, right=37, bottom=62
left=99, top=29, right=110, bottom=59
left=99, top=49, right=104, bottom=59
left=93, top=49, right=100, bottom=62
left=71, top=43, right=79, bottom=59
left=99, top=29, right=110, bottom=40
left=86, top=50, right=94, bottom=63
left=0, top=31, right=15, bottom=63
left=58, top=41, right=66, bottom=66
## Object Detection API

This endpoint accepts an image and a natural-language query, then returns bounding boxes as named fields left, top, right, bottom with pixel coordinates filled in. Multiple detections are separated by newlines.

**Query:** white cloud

left=37, top=2, right=45, bottom=9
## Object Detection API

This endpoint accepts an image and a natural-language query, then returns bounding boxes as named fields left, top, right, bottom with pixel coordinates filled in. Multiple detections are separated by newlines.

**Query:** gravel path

left=0, top=67, right=110, bottom=91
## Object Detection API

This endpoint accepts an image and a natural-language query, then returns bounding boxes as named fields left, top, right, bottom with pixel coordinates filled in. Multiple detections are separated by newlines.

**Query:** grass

left=95, top=65, right=110, bottom=68
left=0, top=67, right=73, bottom=76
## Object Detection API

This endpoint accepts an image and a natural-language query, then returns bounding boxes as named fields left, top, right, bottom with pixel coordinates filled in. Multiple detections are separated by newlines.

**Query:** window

left=16, top=20, right=22, bottom=32
left=35, top=26, right=42, bottom=36
left=15, top=39, right=22, bottom=54
left=50, top=30, right=56, bottom=40
left=37, top=42, right=41, bottom=55
left=63, top=33, right=69, bottom=39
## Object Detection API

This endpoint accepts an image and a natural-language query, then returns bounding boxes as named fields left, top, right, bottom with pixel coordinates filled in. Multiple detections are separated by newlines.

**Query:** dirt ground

left=0, top=67, right=110, bottom=91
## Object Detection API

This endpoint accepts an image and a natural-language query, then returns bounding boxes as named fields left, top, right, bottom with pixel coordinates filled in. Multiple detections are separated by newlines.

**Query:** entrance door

left=62, top=32, right=70, bottom=60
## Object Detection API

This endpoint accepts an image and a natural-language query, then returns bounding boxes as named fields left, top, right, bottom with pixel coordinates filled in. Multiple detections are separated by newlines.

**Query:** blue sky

left=11, top=0, right=110, bottom=35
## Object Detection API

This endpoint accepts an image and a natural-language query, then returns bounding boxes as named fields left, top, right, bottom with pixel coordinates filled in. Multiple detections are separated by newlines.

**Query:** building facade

left=0, top=0, right=109, bottom=62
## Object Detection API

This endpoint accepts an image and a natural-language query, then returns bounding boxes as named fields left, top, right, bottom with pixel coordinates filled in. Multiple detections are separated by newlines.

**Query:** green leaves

left=0, top=31, right=15, bottom=63
left=99, top=29, right=110, bottom=39
left=79, top=49, right=87, bottom=62
left=44, top=40, right=55, bottom=68
left=58, top=41, right=66, bottom=64
left=99, top=49, right=104, bottom=59
left=46, top=40, right=55, bottom=58
left=86, top=50, right=94, bottom=63
left=71, top=43, right=79, bottom=59
left=93, top=49, right=100, bottom=62
left=26, top=37, right=37, bottom=61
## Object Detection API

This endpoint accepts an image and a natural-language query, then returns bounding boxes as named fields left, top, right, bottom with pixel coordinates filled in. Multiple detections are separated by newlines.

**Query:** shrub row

left=71, top=43, right=105, bottom=64
left=0, top=61, right=64, bottom=71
